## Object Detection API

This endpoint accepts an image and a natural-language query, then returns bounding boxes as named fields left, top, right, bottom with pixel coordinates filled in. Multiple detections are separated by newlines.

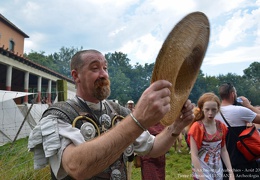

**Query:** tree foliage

left=24, top=50, right=57, bottom=70
left=131, top=63, right=154, bottom=102
left=105, top=52, right=132, bottom=104
left=51, top=46, right=83, bottom=78
left=243, top=62, right=260, bottom=84
left=25, top=49, right=260, bottom=106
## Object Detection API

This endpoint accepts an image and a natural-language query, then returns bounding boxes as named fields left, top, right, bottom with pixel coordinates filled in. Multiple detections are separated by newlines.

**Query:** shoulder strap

left=220, top=111, right=232, bottom=128
left=220, top=111, right=242, bottom=138
left=42, top=101, right=80, bottom=124
left=42, top=97, right=97, bottom=125
left=104, top=100, right=118, bottom=115
left=73, top=96, right=99, bottom=121
left=220, top=111, right=255, bottom=157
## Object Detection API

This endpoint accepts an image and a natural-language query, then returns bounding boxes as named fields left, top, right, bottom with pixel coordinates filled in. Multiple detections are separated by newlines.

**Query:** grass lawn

left=0, top=136, right=192, bottom=179
left=131, top=139, right=193, bottom=180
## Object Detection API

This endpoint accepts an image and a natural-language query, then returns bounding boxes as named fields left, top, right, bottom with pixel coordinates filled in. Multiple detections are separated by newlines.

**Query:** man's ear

left=230, top=91, right=236, bottom=100
left=71, top=69, right=80, bottom=83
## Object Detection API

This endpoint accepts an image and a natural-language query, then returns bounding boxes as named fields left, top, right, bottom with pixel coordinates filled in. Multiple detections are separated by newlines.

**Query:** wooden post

left=57, top=79, right=68, bottom=101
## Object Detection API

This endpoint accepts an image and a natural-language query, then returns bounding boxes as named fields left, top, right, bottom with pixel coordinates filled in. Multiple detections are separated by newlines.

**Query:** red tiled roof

left=0, top=46, right=74, bottom=83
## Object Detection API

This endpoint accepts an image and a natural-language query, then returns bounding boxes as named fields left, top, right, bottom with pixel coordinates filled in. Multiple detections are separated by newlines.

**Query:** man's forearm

left=244, top=104, right=260, bottom=114
left=147, top=124, right=181, bottom=158
left=62, top=115, right=143, bottom=179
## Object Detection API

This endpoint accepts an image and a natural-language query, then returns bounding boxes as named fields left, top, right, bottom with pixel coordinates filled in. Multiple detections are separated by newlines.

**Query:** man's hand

left=145, top=99, right=194, bottom=157
left=240, top=96, right=260, bottom=114
left=171, top=99, right=194, bottom=135
left=132, top=80, right=172, bottom=129
left=239, top=96, right=251, bottom=107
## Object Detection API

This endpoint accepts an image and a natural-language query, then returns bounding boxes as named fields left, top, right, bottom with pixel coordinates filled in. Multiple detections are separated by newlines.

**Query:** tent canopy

left=0, top=90, right=36, bottom=102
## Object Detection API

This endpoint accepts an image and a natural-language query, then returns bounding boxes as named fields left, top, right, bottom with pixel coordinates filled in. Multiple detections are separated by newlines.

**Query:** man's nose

left=100, top=69, right=109, bottom=78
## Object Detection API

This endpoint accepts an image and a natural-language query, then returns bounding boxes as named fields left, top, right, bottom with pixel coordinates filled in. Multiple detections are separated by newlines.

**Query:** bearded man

left=28, top=49, right=194, bottom=180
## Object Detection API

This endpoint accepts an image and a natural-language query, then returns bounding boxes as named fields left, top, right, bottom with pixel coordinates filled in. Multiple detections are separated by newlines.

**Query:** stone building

left=0, top=13, right=75, bottom=104
left=0, top=13, right=75, bottom=145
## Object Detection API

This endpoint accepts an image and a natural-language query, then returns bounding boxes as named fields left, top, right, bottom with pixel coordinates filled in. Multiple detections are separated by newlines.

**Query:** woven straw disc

left=151, top=12, right=210, bottom=126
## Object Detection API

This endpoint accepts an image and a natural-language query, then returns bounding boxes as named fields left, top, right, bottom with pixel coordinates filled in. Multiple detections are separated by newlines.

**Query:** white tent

left=0, top=90, right=35, bottom=102
left=0, top=90, right=48, bottom=146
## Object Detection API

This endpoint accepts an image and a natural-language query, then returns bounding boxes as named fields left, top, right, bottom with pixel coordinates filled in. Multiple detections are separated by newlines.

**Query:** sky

left=1, top=0, right=260, bottom=76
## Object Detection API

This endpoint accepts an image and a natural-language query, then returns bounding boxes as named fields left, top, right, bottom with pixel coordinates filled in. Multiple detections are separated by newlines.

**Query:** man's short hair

left=70, top=49, right=102, bottom=71
left=219, top=83, right=235, bottom=100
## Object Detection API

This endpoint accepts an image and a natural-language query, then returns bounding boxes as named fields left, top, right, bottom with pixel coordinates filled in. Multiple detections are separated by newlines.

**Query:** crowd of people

left=28, top=49, right=260, bottom=180
left=126, top=84, right=260, bottom=180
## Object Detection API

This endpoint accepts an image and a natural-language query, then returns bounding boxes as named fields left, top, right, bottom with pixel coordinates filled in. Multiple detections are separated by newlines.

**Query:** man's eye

left=92, top=66, right=98, bottom=70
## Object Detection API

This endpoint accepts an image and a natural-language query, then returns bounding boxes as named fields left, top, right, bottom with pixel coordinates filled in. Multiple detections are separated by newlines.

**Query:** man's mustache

left=94, top=78, right=110, bottom=87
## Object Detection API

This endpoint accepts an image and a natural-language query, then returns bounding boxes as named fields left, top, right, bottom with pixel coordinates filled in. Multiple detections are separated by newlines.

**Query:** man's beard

left=233, top=99, right=238, bottom=105
left=233, top=95, right=238, bottom=105
left=93, top=78, right=111, bottom=101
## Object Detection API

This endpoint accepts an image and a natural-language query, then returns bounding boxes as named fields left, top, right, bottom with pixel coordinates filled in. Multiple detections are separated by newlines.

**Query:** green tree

left=129, top=63, right=154, bottom=103
left=243, top=61, right=260, bottom=84
left=204, top=75, right=219, bottom=94
left=189, top=70, right=207, bottom=103
left=105, top=52, right=154, bottom=105
left=51, top=46, right=82, bottom=78
left=217, top=73, right=246, bottom=95
left=243, top=62, right=260, bottom=105
left=109, top=69, right=131, bottom=104
left=24, top=47, right=259, bottom=105
left=105, top=52, right=132, bottom=105
left=24, top=50, right=57, bottom=71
